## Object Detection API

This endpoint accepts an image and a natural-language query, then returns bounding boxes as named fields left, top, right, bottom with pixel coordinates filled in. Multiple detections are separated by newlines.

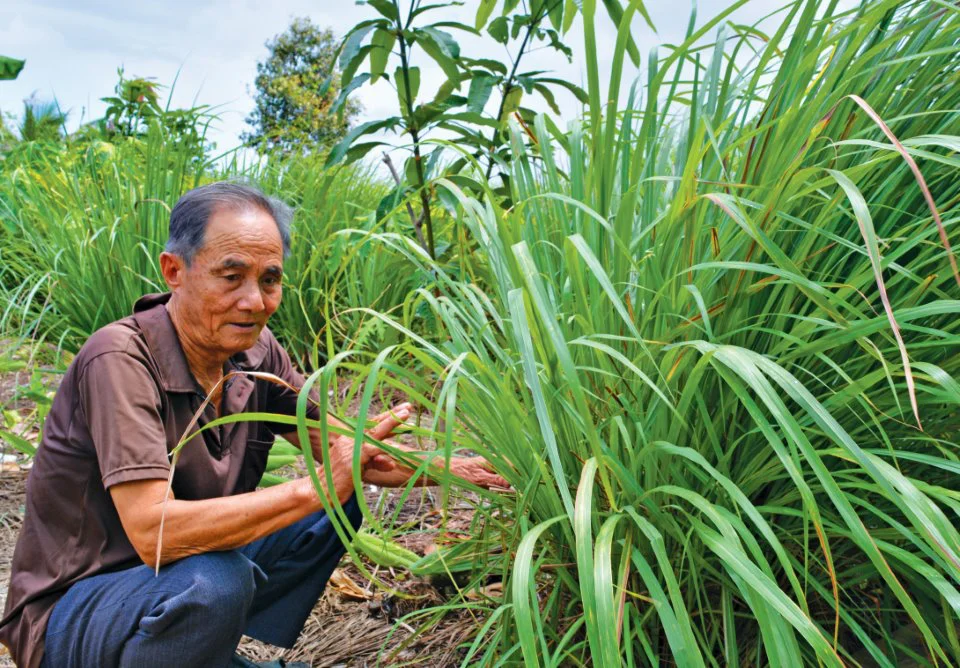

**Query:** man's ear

left=159, top=252, right=186, bottom=291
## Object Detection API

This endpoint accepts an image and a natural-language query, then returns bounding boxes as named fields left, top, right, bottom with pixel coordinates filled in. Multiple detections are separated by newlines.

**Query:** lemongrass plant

left=305, top=0, right=960, bottom=664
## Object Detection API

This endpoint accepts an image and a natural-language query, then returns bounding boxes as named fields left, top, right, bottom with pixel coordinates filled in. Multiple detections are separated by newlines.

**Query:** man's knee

left=151, top=551, right=260, bottom=627
left=184, top=551, right=260, bottom=610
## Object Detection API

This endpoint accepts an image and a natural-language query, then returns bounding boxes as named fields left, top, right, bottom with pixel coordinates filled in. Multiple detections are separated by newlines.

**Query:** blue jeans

left=41, top=497, right=363, bottom=668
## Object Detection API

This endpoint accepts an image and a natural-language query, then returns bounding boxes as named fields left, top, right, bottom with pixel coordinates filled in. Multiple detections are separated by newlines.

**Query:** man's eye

left=224, top=274, right=241, bottom=282
left=263, top=276, right=281, bottom=287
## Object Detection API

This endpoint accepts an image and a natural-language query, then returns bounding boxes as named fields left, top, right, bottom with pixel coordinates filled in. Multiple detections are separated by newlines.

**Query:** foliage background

left=242, top=17, right=362, bottom=155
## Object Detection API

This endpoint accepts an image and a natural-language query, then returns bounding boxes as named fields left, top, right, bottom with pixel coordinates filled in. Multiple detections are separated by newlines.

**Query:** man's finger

left=367, top=405, right=411, bottom=441
left=359, top=443, right=383, bottom=462
left=368, top=453, right=395, bottom=472
left=479, top=472, right=510, bottom=489
left=371, top=402, right=414, bottom=424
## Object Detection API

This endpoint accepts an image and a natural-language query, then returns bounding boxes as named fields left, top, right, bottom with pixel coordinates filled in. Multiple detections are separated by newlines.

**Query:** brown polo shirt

left=0, top=293, right=317, bottom=668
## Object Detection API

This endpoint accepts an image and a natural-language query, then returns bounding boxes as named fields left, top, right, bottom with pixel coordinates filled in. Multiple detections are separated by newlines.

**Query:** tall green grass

left=0, top=129, right=414, bottom=363
left=252, top=153, right=423, bottom=368
left=308, top=0, right=960, bottom=664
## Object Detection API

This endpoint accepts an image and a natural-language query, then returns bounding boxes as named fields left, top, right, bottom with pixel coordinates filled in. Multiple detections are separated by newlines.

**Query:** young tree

left=243, top=18, right=361, bottom=155
left=99, top=68, right=214, bottom=162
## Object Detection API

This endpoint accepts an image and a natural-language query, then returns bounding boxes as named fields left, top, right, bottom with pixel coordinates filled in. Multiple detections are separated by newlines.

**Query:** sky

left=0, top=0, right=852, bottom=154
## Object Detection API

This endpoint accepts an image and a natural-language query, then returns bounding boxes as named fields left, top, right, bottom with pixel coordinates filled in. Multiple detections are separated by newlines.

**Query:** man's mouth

left=229, top=323, right=258, bottom=330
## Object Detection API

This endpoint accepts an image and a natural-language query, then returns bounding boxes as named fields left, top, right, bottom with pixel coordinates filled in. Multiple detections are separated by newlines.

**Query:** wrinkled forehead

left=195, top=206, right=285, bottom=262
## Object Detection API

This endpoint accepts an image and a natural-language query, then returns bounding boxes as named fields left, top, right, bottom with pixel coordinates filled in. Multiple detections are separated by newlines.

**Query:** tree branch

left=382, top=152, right=429, bottom=255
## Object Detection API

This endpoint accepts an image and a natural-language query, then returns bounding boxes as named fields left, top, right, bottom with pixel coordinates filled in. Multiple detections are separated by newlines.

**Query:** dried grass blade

left=847, top=94, right=960, bottom=288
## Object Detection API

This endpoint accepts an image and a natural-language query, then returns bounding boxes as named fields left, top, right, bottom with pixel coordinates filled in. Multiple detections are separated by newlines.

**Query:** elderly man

left=0, top=183, right=506, bottom=668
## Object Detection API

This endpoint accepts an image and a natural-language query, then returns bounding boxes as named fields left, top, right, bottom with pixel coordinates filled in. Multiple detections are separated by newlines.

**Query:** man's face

left=164, top=206, right=284, bottom=359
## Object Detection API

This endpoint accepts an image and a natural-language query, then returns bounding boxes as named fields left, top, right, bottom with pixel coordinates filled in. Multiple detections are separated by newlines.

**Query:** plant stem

left=382, top=151, right=429, bottom=254
left=483, top=1, right=558, bottom=183
left=395, top=0, right=436, bottom=259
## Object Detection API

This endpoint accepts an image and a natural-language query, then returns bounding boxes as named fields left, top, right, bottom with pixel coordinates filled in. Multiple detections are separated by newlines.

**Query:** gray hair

left=165, top=182, right=292, bottom=265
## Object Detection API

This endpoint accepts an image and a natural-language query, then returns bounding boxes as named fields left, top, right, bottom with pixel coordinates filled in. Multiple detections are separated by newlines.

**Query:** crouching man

left=0, top=183, right=507, bottom=667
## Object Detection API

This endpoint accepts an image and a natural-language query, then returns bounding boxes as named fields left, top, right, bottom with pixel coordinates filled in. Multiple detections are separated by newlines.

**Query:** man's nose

left=237, top=280, right=265, bottom=312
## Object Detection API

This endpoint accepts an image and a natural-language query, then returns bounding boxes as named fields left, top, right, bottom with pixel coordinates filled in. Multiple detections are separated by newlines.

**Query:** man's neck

left=165, top=298, right=227, bottom=395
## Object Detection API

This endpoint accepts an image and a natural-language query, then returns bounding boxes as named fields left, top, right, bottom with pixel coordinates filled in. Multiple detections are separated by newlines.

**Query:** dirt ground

left=0, top=362, right=488, bottom=667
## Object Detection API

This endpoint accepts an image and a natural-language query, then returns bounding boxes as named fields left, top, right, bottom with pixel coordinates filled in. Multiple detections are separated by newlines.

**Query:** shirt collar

left=131, top=293, right=269, bottom=393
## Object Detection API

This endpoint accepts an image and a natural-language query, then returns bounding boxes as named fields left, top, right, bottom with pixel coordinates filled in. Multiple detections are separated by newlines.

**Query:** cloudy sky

left=0, top=0, right=851, bottom=152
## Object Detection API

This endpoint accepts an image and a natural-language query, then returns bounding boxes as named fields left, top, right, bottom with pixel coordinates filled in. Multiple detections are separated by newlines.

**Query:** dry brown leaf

left=328, top=568, right=371, bottom=600
left=465, top=581, right=503, bottom=601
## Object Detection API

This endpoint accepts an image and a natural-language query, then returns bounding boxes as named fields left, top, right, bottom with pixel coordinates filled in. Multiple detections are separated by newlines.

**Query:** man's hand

left=330, top=402, right=413, bottom=473
left=309, top=402, right=414, bottom=504
left=312, top=402, right=512, bottom=492
left=448, top=457, right=510, bottom=490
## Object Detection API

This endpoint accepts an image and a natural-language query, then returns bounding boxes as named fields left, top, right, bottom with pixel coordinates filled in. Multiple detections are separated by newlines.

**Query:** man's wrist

left=292, top=474, right=324, bottom=510
left=294, top=463, right=359, bottom=507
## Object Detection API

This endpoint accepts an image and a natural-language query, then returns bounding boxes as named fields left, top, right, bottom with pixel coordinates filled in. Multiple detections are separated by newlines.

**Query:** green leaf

left=512, top=515, right=568, bottom=668
left=316, top=74, right=333, bottom=98
left=562, top=0, right=577, bottom=33
left=265, top=454, right=296, bottom=472
left=342, top=141, right=387, bottom=165
left=500, top=86, right=523, bottom=122
left=325, top=118, right=398, bottom=166
left=467, top=73, right=499, bottom=113
left=331, top=73, right=369, bottom=115
left=463, top=57, right=508, bottom=75
left=363, top=0, right=399, bottom=20
left=545, top=28, right=574, bottom=60
left=396, top=66, right=421, bottom=110
left=411, top=1, right=464, bottom=20
left=0, top=429, right=35, bottom=456
left=536, top=77, right=588, bottom=104
left=411, top=96, right=467, bottom=128
left=0, top=357, right=26, bottom=373
left=429, top=21, right=480, bottom=35
left=0, top=56, right=25, bottom=81
left=548, top=1, right=565, bottom=31
left=533, top=83, right=561, bottom=114
left=600, top=0, right=641, bottom=65
left=415, top=28, right=462, bottom=81
left=339, top=23, right=379, bottom=71
left=376, top=185, right=410, bottom=220
left=341, top=44, right=374, bottom=88
left=369, top=28, right=396, bottom=83
left=476, top=0, right=498, bottom=30
left=418, top=27, right=460, bottom=59
left=431, top=75, right=459, bottom=106
left=488, top=16, right=509, bottom=44
left=441, top=111, right=500, bottom=128
left=517, top=74, right=536, bottom=94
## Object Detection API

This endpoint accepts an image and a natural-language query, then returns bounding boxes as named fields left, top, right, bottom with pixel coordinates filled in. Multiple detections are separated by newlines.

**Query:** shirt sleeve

left=77, top=350, right=171, bottom=489
left=261, top=333, right=321, bottom=435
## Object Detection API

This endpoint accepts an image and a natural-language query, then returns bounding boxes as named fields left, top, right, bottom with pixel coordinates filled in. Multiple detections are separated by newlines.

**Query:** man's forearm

left=115, top=465, right=354, bottom=568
